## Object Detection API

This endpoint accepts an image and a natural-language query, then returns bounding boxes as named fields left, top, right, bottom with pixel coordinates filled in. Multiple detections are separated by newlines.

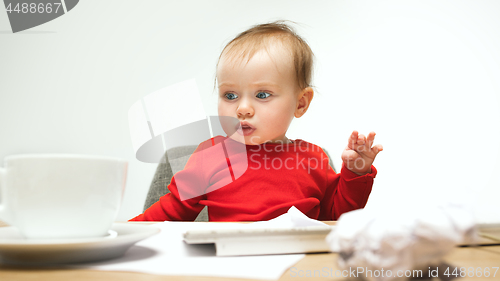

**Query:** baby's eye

left=256, top=92, right=271, bottom=99
left=224, top=93, right=238, bottom=100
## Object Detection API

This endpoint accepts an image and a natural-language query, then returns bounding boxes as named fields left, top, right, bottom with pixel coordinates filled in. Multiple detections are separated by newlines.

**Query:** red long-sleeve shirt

left=130, top=136, right=377, bottom=222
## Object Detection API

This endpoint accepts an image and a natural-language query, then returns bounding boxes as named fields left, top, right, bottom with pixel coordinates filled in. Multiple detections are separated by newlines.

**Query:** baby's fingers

left=371, top=144, right=384, bottom=155
left=347, top=131, right=359, bottom=149
left=348, top=131, right=359, bottom=142
left=349, top=131, right=367, bottom=145
left=366, top=131, right=376, bottom=148
left=357, top=134, right=366, bottom=145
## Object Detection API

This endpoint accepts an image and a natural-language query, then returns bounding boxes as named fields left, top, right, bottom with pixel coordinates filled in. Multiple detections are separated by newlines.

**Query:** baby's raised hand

left=341, top=131, right=383, bottom=175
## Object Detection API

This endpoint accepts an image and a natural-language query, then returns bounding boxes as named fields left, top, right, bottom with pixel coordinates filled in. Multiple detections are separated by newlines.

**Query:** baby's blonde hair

left=217, top=21, right=314, bottom=90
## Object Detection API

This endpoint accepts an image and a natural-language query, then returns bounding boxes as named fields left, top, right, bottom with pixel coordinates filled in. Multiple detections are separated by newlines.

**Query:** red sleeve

left=129, top=143, right=209, bottom=222
left=320, top=162, right=377, bottom=220
left=129, top=180, right=205, bottom=221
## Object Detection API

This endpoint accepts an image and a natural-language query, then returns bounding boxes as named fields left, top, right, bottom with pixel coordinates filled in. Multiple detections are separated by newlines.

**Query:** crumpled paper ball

left=326, top=203, right=477, bottom=281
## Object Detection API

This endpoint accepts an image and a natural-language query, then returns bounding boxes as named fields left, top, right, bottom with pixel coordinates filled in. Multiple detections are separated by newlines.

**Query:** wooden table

left=1, top=221, right=499, bottom=281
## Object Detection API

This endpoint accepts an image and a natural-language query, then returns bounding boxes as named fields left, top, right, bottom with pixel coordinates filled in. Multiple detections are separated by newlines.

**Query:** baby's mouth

left=236, top=122, right=256, bottom=136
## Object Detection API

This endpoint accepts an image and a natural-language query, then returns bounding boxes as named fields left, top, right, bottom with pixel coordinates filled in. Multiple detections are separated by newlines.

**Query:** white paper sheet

left=81, top=207, right=323, bottom=280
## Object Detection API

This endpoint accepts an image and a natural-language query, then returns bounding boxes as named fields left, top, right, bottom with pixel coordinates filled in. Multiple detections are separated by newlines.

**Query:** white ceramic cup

left=0, top=154, right=128, bottom=239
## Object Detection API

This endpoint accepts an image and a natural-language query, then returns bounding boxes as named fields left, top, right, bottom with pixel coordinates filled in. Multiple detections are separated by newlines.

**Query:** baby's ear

left=294, top=87, right=314, bottom=118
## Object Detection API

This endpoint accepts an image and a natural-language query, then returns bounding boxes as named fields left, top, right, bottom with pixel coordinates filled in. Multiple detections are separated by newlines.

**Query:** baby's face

left=217, top=46, right=301, bottom=145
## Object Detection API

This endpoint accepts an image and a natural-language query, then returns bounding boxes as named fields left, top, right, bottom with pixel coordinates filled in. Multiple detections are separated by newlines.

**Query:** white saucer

left=0, top=223, right=160, bottom=265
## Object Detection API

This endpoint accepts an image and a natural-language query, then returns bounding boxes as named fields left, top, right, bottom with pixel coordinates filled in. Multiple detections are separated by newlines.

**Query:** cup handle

left=0, top=167, right=9, bottom=225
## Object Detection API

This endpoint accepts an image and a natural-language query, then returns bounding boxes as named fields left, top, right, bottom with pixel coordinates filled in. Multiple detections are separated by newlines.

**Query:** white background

left=1, top=0, right=499, bottom=222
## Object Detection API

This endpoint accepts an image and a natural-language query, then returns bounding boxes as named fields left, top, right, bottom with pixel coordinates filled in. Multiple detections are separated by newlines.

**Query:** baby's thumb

left=372, top=144, right=383, bottom=154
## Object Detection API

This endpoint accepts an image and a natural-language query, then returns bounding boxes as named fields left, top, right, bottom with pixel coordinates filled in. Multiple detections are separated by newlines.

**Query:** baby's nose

left=236, top=100, right=254, bottom=118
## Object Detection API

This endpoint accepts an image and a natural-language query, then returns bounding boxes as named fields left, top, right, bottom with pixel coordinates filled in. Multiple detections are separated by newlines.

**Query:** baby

left=131, top=21, right=383, bottom=222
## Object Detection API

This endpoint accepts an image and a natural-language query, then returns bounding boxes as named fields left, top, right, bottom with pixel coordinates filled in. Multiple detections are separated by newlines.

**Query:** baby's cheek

left=218, top=104, right=234, bottom=117
left=271, top=113, right=293, bottom=130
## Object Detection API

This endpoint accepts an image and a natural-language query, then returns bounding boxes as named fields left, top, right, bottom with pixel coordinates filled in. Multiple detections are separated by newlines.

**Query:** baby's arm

left=129, top=178, right=205, bottom=221
left=341, top=131, right=383, bottom=175
left=319, top=131, right=382, bottom=219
